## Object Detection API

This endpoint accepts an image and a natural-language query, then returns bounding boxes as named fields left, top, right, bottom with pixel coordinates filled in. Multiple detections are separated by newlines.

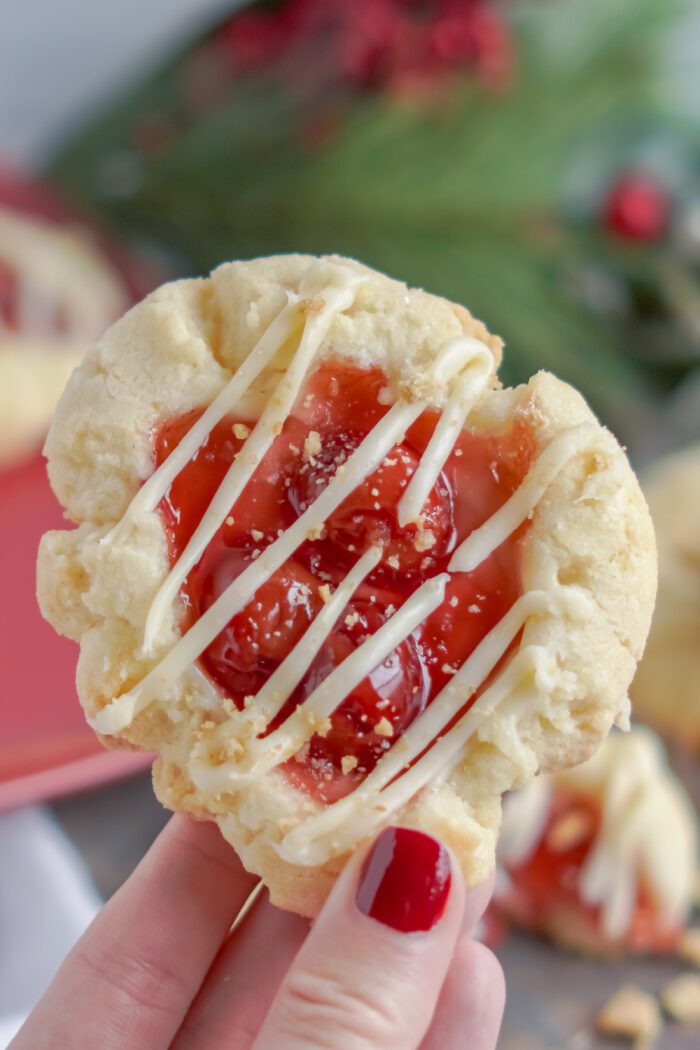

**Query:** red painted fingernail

left=355, top=827, right=451, bottom=933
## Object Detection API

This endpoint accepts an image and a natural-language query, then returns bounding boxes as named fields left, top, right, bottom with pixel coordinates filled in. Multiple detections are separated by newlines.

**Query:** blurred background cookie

left=632, top=446, right=700, bottom=752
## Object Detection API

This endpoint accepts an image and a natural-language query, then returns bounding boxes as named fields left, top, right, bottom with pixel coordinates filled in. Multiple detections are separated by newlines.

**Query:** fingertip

left=459, top=869, right=496, bottom=936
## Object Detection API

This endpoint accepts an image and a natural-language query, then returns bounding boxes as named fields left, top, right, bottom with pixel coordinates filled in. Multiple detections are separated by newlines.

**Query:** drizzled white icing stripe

left=398, top=339, right=494, bottom=526
left=91, top=397, right=424, bottom=735
left=449, top=423, right=600, bottom=573
left=274, top=592, right=556, bottom=863
left=106, top=296, right=303, bottom=542
left=214, top=572, right=448, bottom=782
left=277, top=644, right=551, bottom=864
left=142, top=269, right=365, bottom=651
left=238, top=545, right=382, bottom=729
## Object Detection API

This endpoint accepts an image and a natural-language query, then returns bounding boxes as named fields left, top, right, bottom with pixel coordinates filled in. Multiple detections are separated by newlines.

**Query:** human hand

left=11, top=816, right=504, bottom=1049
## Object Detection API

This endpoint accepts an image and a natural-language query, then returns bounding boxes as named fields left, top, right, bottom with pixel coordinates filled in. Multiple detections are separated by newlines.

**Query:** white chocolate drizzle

left=94, top=258, right=604, bottom=866
left=398, top=338, right=494, bottom=526
left=498, top=727, right=698, bottom=939
left=239, top=545, right=383, bottom=729
left=192, top=571, right=448, bottom=788
left=449, top=422, right=600, bottom=573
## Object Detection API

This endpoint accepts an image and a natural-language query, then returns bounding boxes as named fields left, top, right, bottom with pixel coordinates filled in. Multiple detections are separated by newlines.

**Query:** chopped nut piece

left=374, top=717, right=394, bottom=738
left=303, top=430, right=322, bottom=461
left=386, top=555, right=400, bottom=570
left=251, top=529, right=264, bottom=542
left=661, top=974, right=700, bottom=1023
left=546, top=809, right=593, bottom=853
left=272, top=421, right=283, bottom=436
left=377, top=386, right=393, bottom=405
left=318, top=583, right=332, bottom=604
left=232, top=422, right=250, bottom=440
left=596, top=985, right=662, bottom=1048
left=300, top=295, right=325, bottom=316
left=306, top=711, right=332, bottom=736
left=306, top=524, right=325, bottom=541
left=344, top=611, right=360, bottom=628
left=341, top=755, right=359, bottom=775
left=441, top=663, right=457, bottom=676
left=414, top=529, right=436, bottom=552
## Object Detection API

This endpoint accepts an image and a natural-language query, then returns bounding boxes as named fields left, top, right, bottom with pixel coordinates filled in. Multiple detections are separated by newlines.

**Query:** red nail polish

left=356, top=827, right=451, bottom=933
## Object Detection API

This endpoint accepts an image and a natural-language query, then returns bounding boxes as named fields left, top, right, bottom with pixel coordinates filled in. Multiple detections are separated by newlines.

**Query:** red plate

left=0, top=455, right=151, bottom=811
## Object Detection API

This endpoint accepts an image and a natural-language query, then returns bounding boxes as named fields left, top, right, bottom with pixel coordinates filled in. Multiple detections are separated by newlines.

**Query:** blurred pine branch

left=46, top=0, right=696, bottom=447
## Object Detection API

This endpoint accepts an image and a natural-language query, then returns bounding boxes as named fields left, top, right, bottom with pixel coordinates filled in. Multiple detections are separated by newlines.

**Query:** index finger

left=11, top=815, right=257, bottom=1050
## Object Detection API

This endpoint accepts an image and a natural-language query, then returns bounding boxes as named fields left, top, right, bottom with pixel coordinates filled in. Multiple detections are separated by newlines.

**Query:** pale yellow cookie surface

left=38, top=254, right=656, bottom=916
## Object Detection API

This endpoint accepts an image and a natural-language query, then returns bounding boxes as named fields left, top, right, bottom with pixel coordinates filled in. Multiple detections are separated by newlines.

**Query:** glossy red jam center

left=156, top=361, right=536, bottom=801
left=501, top=789, right=682, bottom=951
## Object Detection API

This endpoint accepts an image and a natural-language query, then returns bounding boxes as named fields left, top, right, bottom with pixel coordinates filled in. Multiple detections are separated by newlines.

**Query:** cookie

left=498, top=726, right=698, bottom=956
left=631, top=444, right=700, bottom=750
left=38, top=254, right=656, bottom=916
left=0, top=166, right=131, bottom=466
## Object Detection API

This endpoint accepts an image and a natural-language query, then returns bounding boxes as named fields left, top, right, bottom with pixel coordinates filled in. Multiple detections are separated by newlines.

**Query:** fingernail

left=356, top=827, right=451, bottom=933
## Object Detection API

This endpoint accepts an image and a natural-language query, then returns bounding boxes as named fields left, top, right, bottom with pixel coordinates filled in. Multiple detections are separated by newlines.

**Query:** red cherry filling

left=288, top=429, right=454, bottom=573
left=191, top=546, right=322, bottom=697
left=155, top=361, right=536, bottom=801
left=285, top=599, right=427, bottom=774
left=501, top=790, right=683, bottom=952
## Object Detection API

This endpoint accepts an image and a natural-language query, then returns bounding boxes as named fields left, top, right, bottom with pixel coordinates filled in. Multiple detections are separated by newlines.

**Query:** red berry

left=603, top=173, right=670, bottom=243
left=216, top=12, right=291, bottom=70
left=337, top=0, right=404, bottom=86
left=288, top=428, right=454, bottom=573
left=430, top=4, right=514, bottom=88
left=197, top=548, right=322, bottom=698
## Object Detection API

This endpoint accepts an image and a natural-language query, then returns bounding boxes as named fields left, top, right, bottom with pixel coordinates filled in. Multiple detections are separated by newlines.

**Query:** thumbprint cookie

left=498, top=726, right=697, bottom=956
left=38, top=254, right=656, bottom=915
left=0, top=164, right=134, bottom=467
left=631, top=445, right=700, bottom=751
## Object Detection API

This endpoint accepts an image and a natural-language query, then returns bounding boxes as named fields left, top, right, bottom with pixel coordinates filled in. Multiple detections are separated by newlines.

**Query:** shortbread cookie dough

left=0, top=169, right=130, bottom=466
left=38, top=254, right=656, bottom=916
left=498, top=726, right=697, bottom=956
left=631, top=444, right=700, bottom=750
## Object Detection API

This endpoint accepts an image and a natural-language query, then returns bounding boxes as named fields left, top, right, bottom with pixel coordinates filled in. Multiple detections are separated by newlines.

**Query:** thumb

left=253, top=827, right=469, bottom=1050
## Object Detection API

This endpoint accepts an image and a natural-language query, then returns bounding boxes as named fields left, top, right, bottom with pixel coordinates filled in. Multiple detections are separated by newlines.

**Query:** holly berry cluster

left=214, top=0, right=514, bottom=94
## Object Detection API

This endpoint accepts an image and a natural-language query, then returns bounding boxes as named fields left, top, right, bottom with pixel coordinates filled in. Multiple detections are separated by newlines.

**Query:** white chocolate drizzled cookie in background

left=37, top=254, right=657, bottom=916
left=497, top=726, right=698, bottom=957
left=631, top=445, right=700, bottom=752
left=0, top=165, right=132, bottom=468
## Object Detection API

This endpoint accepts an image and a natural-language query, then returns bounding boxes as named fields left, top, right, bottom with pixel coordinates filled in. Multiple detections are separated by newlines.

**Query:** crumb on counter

left=661, top=973, right=700, bottom=1024
left=596, top=984, right=662, bottom=1048
left=679, top=928, right=700, bottom=968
